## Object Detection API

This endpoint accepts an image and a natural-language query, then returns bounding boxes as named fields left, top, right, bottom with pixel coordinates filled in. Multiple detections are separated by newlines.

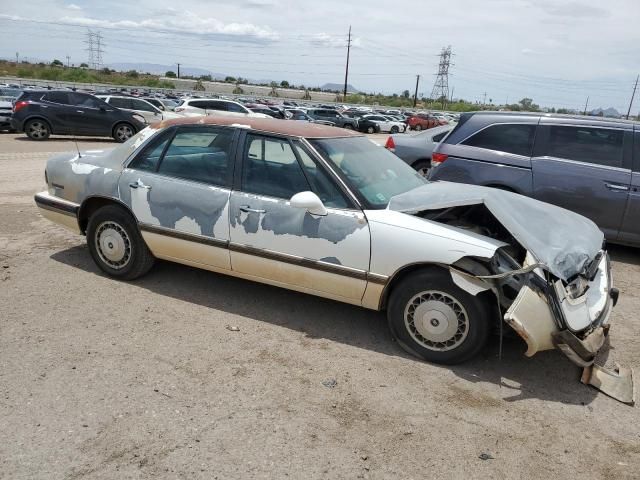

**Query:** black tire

left=25, top=119, right=51, bottom=140
left=86, top=205, right=155, bottom=280
left=414, top=124, right=423, bottom=131
left=390, top=126, right=399, bottom=134
left=366, top=126, right=375, bottom=134
left=344, top=124, right=354, bottom=130
left=412, top=160, right=431, bottom=177
left=112, top=122, right=136, bottom=143
left=387, top=268, right=492, bottom=365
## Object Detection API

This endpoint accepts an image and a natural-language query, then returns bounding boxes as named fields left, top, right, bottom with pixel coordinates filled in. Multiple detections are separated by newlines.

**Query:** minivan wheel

left=414, top=124, right=423, bottom=131
left=87, top=205, right=155, bottom=280
left=387, top=269, right=491, bottom=365
left=390, top=126, right=399, bottom=134
left=112, top=123, right=135, bottom=143
left=25, top=119, right=51, bottom=140
left=366, top=126, right=375, bottom=134
left=412, top=160, right=431, bottom=177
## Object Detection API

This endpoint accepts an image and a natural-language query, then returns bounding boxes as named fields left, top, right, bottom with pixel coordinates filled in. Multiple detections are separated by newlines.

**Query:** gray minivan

left=429, top=112, right=640, bottom=246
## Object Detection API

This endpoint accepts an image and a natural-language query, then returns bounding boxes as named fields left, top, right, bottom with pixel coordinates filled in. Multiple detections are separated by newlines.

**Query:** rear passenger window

left=544, top=126, right=624, bottom=168
left=242, top=135, right=310, bottom=199
left=157, top=127, right=233, bottom=186
left=462, top=123, right=536, bottom=157
left=43, top=92, right=71, bottom=105
left=109, top=97, right=132, bottom=109
left=227, top=102, right=246, bottom=113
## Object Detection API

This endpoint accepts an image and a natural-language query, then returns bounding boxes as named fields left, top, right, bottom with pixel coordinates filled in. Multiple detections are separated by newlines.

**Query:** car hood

left=387, top=182, right=604, bottom=281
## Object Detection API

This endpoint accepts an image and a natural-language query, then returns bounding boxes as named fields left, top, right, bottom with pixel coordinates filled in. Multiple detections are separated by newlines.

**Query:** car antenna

left=73, top=137, right=82, bottom=159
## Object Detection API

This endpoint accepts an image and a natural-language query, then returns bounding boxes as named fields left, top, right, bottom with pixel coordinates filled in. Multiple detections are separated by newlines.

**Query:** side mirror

left=290, top=191, right=328, bottom=216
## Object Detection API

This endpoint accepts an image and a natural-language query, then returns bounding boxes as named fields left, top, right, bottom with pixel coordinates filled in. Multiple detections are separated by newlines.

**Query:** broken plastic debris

left=478, top=453, right=494, bottom=460
left=322, top=379, right=337, bottom=388
left=581, top=363, right=635, bottom=406
left=225, top=325, right=240, bottom=332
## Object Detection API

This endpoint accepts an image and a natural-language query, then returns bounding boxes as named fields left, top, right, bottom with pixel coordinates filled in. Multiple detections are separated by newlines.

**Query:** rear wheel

left=387, top=269, right=491, bottom=365
left=390, top=126, right=399, bottom=134
left=414, top=124, right=423, bottom=131
left=112, top=122, right=135, bottom=143
left=87, top=205, right=155, bottom=280
left=344, top=124, right=354, bottom=130
left=25, top=119, right=51, bottom=140
left=412, top=160, right=431, bottom=177
left=366, top=126, right=375, bottom=134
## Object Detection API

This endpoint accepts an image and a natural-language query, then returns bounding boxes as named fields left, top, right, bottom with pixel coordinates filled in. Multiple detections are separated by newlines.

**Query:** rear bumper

left=34, top=191, right=81, bottom=234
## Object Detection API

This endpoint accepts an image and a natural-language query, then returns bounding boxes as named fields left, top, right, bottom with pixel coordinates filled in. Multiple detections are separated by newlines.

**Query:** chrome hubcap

left=417, top=167, right=430, bottom=177
left=404, top=291, right=469, bottom=351
left=95, top=221, right=131, bottom=269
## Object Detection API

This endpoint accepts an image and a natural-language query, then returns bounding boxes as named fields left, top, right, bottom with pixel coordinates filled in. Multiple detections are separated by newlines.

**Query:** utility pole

left=626, top=75, right=639, bottom=119
left=343, top=26, right=352, bottom=103
left=482, top=92, right=487, bottom=107
left=177, top=63, right=181, bottom=79
left=66, top=55, right=70, bottom=68
left=583, top=96, right=589, bottom=116
left=450, top=86, right=455, bottom=103
left=413, top=75, right=420, bottom=107
left=15, top=52, right=19, bottom=64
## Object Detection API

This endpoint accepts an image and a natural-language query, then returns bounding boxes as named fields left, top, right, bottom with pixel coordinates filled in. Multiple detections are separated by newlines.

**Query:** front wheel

left=343, top=124, right=354, bottom=130
left=414, top=124, right=423, bottom=131
left=366, top=126, right=375, bottom=134
left=112, top=122, right=135, bottom=143
left=387, top=269, right=491, bottom=365
left=390, top=126, right=399, bottom=134
left=87, top=205, right=155, bottom=280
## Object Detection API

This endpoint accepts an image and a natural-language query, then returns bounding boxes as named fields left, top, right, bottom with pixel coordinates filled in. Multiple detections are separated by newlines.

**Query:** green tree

left=80, top=62, right=89, bottom=68
left=402, top=89, right=410, bottom=99
left=200, top=74, right=212, bottom=81
left=125, top=70, right=139, bottom=78
left=101, top=67, right=111, bottom=75
left=193, top=79, right=205, bottom=91
left=224, top=76, right=236, bottom=83
left=51, top=59, right=64, bottom=67
left=518, top=98, right=539, bottom=111
left=280, top=80, right=289, bottom=88
left=269, top=81, right=279, bottom=97
left=165, top=70, right=176, bottom=78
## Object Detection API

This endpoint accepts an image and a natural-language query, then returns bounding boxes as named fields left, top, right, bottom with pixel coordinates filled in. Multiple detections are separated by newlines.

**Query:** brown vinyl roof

left=152, top=114, right=363, bottom=138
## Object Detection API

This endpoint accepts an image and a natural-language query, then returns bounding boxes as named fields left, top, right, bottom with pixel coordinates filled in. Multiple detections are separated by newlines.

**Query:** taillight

left=384, top=136, right=396, bottom=152
left=13, top=100, right=29, bottom=113
left=431, top=152, right=448, bottom=166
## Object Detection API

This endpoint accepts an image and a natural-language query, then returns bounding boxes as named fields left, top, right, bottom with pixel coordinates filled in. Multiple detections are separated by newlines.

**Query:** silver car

left=385, top=125, right=452, bottom=176
left=34, top=116, right=617, bottom=368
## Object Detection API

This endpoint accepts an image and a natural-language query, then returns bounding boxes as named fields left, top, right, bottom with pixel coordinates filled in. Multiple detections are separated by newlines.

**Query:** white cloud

left=65, top=3, right=82, bottom=10
left=58, top=11, right=279, bottom=41
left=309, top=33, right=361, bottom=49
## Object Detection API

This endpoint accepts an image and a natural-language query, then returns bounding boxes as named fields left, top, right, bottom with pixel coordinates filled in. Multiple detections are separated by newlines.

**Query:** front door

left=531, top=123, right=632, bottom=240
left=228, top=133, right=370, bottom=303
left=69, top=93, right=114, bottom=135
left=118, top=125, right=237, bottom=270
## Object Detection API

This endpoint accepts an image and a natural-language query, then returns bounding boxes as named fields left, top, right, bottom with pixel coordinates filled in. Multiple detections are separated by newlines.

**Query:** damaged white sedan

left=35, top=116, right=619, bottom=370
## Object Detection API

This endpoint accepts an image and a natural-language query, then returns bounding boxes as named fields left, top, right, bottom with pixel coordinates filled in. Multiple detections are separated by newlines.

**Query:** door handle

left=239, top=205, right=266, bottom=214
left=129, top=180, right=152, bottom=190
left=605, top=183, right=629, bottom=192
left=76, top=110, right=85, bottom=113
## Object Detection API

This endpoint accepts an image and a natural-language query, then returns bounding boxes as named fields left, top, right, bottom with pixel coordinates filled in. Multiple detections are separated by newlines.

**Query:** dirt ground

left=1, top=132, right=639, bottom=480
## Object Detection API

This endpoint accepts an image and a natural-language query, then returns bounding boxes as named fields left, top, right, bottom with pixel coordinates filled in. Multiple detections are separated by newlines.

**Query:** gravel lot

left=1, top=131, right=639, bottom=479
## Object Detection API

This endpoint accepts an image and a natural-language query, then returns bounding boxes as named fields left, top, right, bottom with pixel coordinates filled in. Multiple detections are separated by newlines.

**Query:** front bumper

left=504, top=252, right=617, bottom=367
left=34, top=191, right=81, bottom=234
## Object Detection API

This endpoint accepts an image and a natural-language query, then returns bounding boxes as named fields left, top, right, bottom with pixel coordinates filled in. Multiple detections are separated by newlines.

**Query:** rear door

left=40, top=92, right=73, bottom=133
left=618, top=130, right=640, bottom=245
left=531, top=120, right=632, bottom=240
left=118, top=125, right=237, bottom=269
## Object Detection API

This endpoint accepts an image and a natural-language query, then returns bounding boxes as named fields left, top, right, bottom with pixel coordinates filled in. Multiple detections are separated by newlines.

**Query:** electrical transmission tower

left=85, top=29, right=105, bottom=69
left=430, top=46, right=453, bottom=106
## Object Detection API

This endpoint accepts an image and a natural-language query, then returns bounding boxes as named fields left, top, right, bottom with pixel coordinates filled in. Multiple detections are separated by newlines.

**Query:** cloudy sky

left=0, top=0, right=638, bottom=112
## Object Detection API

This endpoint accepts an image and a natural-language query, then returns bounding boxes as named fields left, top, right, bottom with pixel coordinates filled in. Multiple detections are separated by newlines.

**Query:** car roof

left=469, top=110, right=640, bottom=126
left=155, top=115, right=363, bottom=139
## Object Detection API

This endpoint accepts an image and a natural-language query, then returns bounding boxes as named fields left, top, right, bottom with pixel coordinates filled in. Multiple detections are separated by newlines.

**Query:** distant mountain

left=321, top=82, right=359, bottom=93
left=589, top=107, right=621, bottom=118
left=107, top=62, right=227, bottom=79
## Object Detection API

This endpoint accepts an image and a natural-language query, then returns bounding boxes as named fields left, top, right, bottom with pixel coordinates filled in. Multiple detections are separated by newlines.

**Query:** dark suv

left=429, top=111, right=640, bottom=246
left=11, top=90, right=146, bottom=142
left=305, top=108, right=360, bottom=130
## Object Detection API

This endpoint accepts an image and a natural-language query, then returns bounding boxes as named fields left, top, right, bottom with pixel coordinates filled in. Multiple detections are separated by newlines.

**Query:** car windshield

left=309, top=136, right=426, bottom=208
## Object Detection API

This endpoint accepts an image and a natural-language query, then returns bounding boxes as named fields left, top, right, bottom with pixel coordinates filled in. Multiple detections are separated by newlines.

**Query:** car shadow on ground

left=608, top=243, right=640, bottom=266
left=51, top=244, right=601, bottom=406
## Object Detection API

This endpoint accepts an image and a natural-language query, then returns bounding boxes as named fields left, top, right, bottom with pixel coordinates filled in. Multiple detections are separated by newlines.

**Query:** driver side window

left=242, top=134, right=310, bottom=199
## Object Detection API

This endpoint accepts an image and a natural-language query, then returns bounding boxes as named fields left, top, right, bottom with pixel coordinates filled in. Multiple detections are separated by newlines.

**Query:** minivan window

left=109, top=97, right=131, bottom=109
left=544, top=125, right=624, bottom=168
left=462, top=123, right=536, bottom=157
left=227, top=102, right=247, bottom=113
